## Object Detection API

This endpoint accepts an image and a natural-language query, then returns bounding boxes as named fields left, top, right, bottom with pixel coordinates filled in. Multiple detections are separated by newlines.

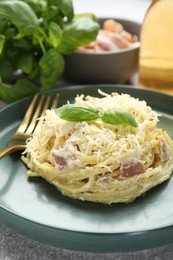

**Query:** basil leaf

left=48, top=22, right=62, bottom=48
left=0, top=35, right=5, bottom=54
left=16, top=25, right=46, bottom=41
left=0, top=59, right=13, bottom=82
left=49, top=0, right=74, bottom=22
left=39, top=48, right=64, bottom=90
left=55, top=105, right=100, bottom=122
left=4, top=27, right=17, bottom=39
left=0, top=81, right=18, bottom=103
left=58, top=16, right=99, bottom=54
left=0, top=0, right=99, bottom=102
left=16, top=52, right=33, bottom=74
left=13, top=79, right=38, bottom=98
left=55, top=104, right=138, bottom=127
left=0, top=79, right=37, bottom=103
left=0, top=19, right=8, bottom=34
left=101, top=109, right=138, bottom=127
left=0, top=1, right=39, bottom=28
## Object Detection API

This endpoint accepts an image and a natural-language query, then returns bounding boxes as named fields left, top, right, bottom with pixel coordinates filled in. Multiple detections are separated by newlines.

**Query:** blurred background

left=73, top=0, right=151, bottom=23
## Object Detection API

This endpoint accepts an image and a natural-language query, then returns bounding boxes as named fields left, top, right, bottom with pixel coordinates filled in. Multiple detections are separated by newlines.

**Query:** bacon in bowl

left=63, top=18, right=140, bottom=84
left=77, top=19, right=138, bottom=53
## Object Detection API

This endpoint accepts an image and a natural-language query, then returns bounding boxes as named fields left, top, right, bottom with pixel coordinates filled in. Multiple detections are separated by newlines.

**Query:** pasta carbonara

left=22, top=90, right=173, bottom=204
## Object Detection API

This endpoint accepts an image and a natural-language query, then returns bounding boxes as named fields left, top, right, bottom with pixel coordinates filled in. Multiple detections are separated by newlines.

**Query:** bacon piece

left=96, top=30, right=120, bottom=51
left=77, top=42, right=96, bottom=53
left=120, top=161, right=145, bottom=178
left=52, top=143, right=83, bottom=171
left=103, top=19, right=124, bottom=33
left=53, top=154, right=67, bottom=170
left=121, top=30, right=138, bottom=43
left=159, top=138, right=170, bottom=162
left=96, top=30, right=129, bottom=51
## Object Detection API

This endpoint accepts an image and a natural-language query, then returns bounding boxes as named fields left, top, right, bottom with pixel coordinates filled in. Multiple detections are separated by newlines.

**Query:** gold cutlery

left=0, top=93, right=59, bottom=159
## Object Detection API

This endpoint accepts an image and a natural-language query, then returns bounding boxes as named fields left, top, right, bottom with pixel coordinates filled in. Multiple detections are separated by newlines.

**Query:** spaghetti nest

left=22, top=90, right=173, bottom=204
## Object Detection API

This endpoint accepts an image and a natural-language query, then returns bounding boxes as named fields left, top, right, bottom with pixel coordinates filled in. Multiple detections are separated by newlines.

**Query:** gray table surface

left=1, top=222, right=173, bottom=260
left=1, top=1, right=173, bottom=259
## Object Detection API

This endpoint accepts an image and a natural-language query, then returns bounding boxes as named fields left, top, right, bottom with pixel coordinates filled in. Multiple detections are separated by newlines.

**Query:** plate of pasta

left=0, top=85, right=173, bottom=252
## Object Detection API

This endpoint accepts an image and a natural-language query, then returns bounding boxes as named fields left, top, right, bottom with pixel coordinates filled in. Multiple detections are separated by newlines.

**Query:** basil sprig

left=55, top=105, right=138, bottom=127
left=0, top=1, right=99, bottom=102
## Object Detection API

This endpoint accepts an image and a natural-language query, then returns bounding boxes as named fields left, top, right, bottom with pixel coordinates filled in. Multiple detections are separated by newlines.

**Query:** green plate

left=0, top=85, right=173, bottom=253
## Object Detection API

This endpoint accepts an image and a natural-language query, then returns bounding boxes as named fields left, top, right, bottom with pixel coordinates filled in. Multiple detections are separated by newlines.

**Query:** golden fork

left=0, top=93, right=59, bottom=159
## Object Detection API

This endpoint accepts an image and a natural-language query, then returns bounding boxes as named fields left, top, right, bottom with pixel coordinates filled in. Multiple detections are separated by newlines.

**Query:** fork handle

left=0, top=145, right=26, bottom=159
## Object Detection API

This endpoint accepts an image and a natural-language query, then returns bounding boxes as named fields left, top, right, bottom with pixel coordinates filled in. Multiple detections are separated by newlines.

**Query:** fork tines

left=17, top=93, right=59, bottom=136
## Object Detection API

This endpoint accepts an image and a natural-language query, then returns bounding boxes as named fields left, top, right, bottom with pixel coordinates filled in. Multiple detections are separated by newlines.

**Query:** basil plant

left=0, top=0, right=99, bottom=102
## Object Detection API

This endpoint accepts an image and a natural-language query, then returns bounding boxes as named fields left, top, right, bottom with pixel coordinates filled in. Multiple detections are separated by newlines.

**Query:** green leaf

left=58, top=16, right=99, bottom=54
left=74, top=13, right=98, bottom=22
left=22, top=0, right=45, bottom=15
left=4, top=27, right=17, bottom=39
left=0, top=19, right=8, bottom=34
left=39, top=48, right=64, bottom=90
left=0, top=59, right=13, bottom=82
left=15, top=25, right=46, bottom=40
left=40, top=5, right=63, bottom=26
left=0, top=1, right=100, bottom=103
left=27, top=59, right=40, bottom=81
left=48, top=22, right=62, bottom=48
left=16, top=52, right=33, bottom=74
left=49, top=0, right=74, bottom=22
left=14, top=78, right=38, bottom=97
left=9, top=38, right=32, bottom=52
left=0, top=81, right=18, bottom=102
left=0, top=35, right=5, bottom=54
left=0, top=79, right=37, bottom=103
left=0, top=1, right=39, bottom=28
left=101, top=109, right=138, bottom=127
left=55, top=105, right=100, bottom=122
left=55, top=104, right=138, bottom=127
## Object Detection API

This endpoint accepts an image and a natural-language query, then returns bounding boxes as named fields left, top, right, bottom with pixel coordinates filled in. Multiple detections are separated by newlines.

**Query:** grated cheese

left=22, top=90, right=173, bottom=204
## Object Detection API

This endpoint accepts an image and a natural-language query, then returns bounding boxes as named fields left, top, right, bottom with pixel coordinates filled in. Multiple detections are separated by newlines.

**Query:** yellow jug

left=139, top=0, right=173, bottom=95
